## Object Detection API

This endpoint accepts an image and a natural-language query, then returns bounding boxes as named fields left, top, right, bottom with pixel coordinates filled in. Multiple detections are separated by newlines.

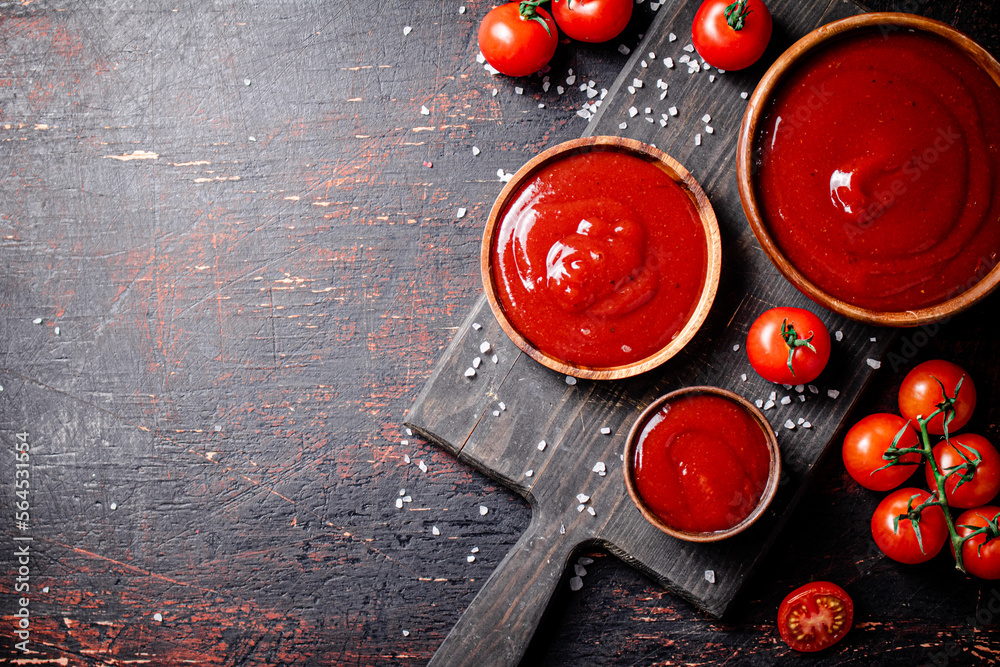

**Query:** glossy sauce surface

left=632, top=393, right=771, bottom=534
left=755, top=29, right=1000, bottom=311
left=492, top=150, right=707, bottom=368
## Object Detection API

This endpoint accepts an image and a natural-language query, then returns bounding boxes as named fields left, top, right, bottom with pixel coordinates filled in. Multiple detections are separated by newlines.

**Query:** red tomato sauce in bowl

left=490, top=146, right=711, bottom=371
left=751, top=26, right=1000, bottom=313
left=624, top=387, right=780, bottom=540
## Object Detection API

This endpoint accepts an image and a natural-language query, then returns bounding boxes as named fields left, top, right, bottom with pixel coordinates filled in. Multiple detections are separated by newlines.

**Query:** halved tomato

left=777, top=581, right=853, bottom=652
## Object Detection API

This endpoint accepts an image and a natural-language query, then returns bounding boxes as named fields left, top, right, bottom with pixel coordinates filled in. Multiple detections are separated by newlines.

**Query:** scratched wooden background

left=0, top=1, right=999, bottom=665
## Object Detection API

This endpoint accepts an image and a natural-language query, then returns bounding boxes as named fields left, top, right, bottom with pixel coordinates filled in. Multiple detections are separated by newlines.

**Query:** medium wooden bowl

left=481, top=136, right=721, bottom=381
left=736, top=13, right=1000, bottom=327
left=622, top=386, right=782, bottom=543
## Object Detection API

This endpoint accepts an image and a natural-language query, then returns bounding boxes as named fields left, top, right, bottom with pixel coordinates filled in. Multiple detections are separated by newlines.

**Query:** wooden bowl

left=736, top=13, right=1000, bottom=327
left=622, top=386, right=781, bottom=543
left=481, top=136, right=721, bottom=380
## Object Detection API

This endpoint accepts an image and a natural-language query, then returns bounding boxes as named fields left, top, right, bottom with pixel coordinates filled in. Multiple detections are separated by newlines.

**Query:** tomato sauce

left=631, top=393, right=771, bottom=534
left=754, top=29, right=1000, bottom=311
left=492, top=149, right=708, bottom=368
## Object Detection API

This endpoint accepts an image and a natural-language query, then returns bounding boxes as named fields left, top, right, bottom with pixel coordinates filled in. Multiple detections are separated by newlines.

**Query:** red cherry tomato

left=871, top=488, right=948, bottom=564
left=746, top=307, right=831, bottom=385
left=551, top=0, right=632, bottom=43
left=842, top=414, right=921, bottom=491
left=925, top=434, right=1000, bottom=509
left=898, top=360, right=976, bottom=436
left=478, top=3, right=558, bottom=77
left=777, top=581, right=853, bottom=653
left=691, top=0, right=772, bottom=71
left=954, top=506, right=1000, bottom=580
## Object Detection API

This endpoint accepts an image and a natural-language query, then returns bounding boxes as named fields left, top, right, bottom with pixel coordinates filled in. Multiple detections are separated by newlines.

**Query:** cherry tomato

left=925, top=434, right=1000, bottom=509
left=842, top=414, right=921, bottom=491
left=954, top=506, right=1000, bottom=580
left=478, top=3, right=558, bottom=77
left=551, top=0, right=632, bottom=43
left=691, top=0, right=772, bottom=71
left=777, top=581, right=853, bottom=653
left=871, top=488, right=948, bottom=564
left=746, top=307, right=830, bottom=385
left=898, top=360, right=976, bottom=436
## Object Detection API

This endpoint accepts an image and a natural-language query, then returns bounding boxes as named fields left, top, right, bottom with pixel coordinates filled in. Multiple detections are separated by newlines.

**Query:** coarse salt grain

left=795, top=384, right=805, bottom=393
left=472, top=322, right=482, bottom=330
left=618, top=44, right=631, bottom=55
left=471, top=546, right=479, bottom=553
left=828, top=389, right=841, bottom=399
left=480, top=341, right=491, bottom=353
left=755, top=399, right=764, bottom=408
left=153, top=613, right=163, bottom=622
left=665, top=57, right=674, bottom=68
left=464, top=368, right=476, bottom=378
left=432, top=526, right=440, bottom=535
left=702, top=114, right=712, bottom=123
left=808, top=385, right=819, bottom=394
left=784, top=420, right=796, bottom=430
left=479, top=505, right=489, bottom=515
left=473, top=357, right=481, bottom=368
left=740, top=91, right=748, bottom=99
left=467, top=555, right=476, bottom=563
left=835, top=330, right=844, bottom=341
left=403, top=26, right=412, bottom=35
left=395, top=498, right=403, bottom=509
left=577, top=504, right=586, bottom=512
left=575, top=563, right=587, bottom=577
left=525, top=469, right=533, bottom=477
left=403, top=630, right=410, bottom=637
left=565, top=375, right=577, bottom=385
left=633, top=78, right=643, bottom=88
left=402, top=496, right=412, bottom=503
left=668, top=106, right=678, bottom=116
left=705, top=570, right=715, bottom=584
left=867, top=358, right=882, bottom=369
left=803, top=421, right=813, bottom=429
left=871, top=337, right=877, bottom=342
left=780, top=396, right=791, bottom=405
left=537, top=440, right=547, bottom=451
left=33, top=318, right=42, bottom=324
left=764, top=400, right=775, bottom=410
left=741, top=374, right=747, bottom=382
left=600, top=427, right=611, bottom=435
left=705, top=125, right=714, bottom=134
left=577, top=493, right=590, bottom=503
left=683, top=44, right=695, bottom=52
left=404, top=454, right=411, bottom=463
left=629, top=106, right=638, bottom=117
left=491, top=354, right=498, bottom=364
left=570, top=576, right=584, bottom=591
left=587, top=506, right=596, bottom=516
left=619, top=122, right=627, bottom=129
left=669, top=32, right=677, bottom=42
left=456, top=207, right=466, bottom=219
left=420, top=105, right=429, bottom=115
left=593, top=461, right=606, bottom=474
left=419, top=461, right=428, bottom=473
left=732, top=344, right=739, bottom=351
left=493, top=410, right=500, bottom=417
left=695, top=134, right=701, bottom=146
left=498, top=401, right=506, bottom=411
left=679, top=54, right=690, bottom=64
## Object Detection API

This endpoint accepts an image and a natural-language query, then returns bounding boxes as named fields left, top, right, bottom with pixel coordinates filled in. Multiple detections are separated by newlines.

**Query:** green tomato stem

left=724, top=0, right=753, bottom=31
left=780, top=318, right=816, bottom=378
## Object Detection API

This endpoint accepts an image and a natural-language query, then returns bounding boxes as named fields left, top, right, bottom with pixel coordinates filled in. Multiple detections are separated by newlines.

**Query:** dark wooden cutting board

left=406, top=1, right=894, bottom=664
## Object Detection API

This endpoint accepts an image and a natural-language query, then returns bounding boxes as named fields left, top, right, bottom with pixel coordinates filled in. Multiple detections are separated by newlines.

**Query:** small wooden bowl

left=622, top=386, right=781, bottom=543
left=481, top=136, right=721, bottom=380
left=736, top=13, right=1000, bottom=327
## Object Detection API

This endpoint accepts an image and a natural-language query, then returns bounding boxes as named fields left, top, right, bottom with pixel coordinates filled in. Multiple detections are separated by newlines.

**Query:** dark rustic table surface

left=2, top=1, right=1000, bottom=666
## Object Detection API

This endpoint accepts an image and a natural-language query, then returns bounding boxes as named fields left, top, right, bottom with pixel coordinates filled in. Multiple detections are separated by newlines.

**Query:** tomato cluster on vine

left=841, top=359, right=1000, bottom=578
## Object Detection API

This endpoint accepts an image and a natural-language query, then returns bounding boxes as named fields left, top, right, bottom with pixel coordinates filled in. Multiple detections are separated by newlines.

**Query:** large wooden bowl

left=622, top=386, right=782, bottom=543
left=737, top=13, right=1000, bottom=327
left=481, top=136, right=721, bottom=381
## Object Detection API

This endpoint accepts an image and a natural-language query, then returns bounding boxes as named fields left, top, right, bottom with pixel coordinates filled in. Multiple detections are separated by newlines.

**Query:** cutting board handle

left=429, top=512, right=577, bottom=667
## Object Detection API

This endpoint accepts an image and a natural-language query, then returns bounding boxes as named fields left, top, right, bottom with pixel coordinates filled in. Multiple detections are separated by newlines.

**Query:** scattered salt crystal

left=456, top=207, right=467, bottom=219
left=464, top=367, right=476, bottom=378
left=418, top=461, right=428, bottom=473
left=732, top=344, right=739, bottom=351
left=404, top=454, right=411, bottom=463
left=784, top=420, right=796, bottom=430
left=403, top=630, right=410, bottom=637
left=659, top=119, right=667, bottom=126
left=702, top=114, right=712, bottom=123
left=755, top=399, right=764, bottom=408
left=514, top=86, right=523, bottom=95
left=679, top=54, right=690, bottom=64
left=467, top=555, right=476, bottom=563
left=557, top=85, right=565, bottom=94
left=799, top=395, right=806, bottom=402
left=695, top=134, right=701, bottom=146
left=808, top=385, right=819, bottom=394
left=683, top=44, right=695, bottom=52
left=709, top=75, right=715, bottom=82
left=395, top=498, right=403, bottom=509
left=575, top=564, right=587, bottom=577
left=587, top=507, right=596, bottom=516
left=795, top=384, right=805, bottom=393
left=420, top=105, right=430, bottom=115
left=632, top=78, right=643, bottom=88
left=593, top=461, right=606, bottom=474
left=432, top=526, right=440, bottom=535
left=803, top=421, right=813, bottom=429
left=525, top=469, right=533, bottom=477
left=476, top=52, right=486, bottom=64
left=619, top=121, right=628, bottom=131
left=459, top=5, right=466, bottom=13
left=542, top=81, right=550, bottom=92
left=828, top=389, right=841, bottom=399
left=569, top=576, right=584, bottom=591
left=153, top=613, right=163, bottom=622
left=472, top=322, right=482, bottom=330
left=403, top=26, right=412, bottom=35
left=705, top=125, right=714, bottom=134
left=491, top=88, right=498, bottom=96
left=797, top=417, right=805, bottom=425
left=566, top=74, right=577, bottom=85
left=668, top=106, right=678, bottom=116
left=471, top=547, right=479, bottom=553
left=577, top=504, right=586, bottom=512
left=783, top=384, right=793, bottom=390
left=560, top=524, right=566, bottom=534
left=399, top=488, right=406, bottom=496
left=33, top=317, right=42, bottom=324
left=473, top=357, right=481, bottom=369
left=537, top=440, right=547, bottom=451
left=565, top=375, right=577, bottom=385
left=491, top=354, right=498, bottom=364
left=769, top=391, right=777, bottom=401
left=600, top=427, right=611, bottom=435
left=669, top=32, right=677, bottom=42
left=740, top=91, right=749, bottom=99
left=835, top=330, right=844, bottom=341
left=480, top=341, right=491, bottom=354
left=579, top=557, right=594, bottom=565
left=110, top=502, right=117, bottom=510
left=587, top=87, right=599, bottom=99
left=764, top=401, right=775, bottom=410
left=641, top=60, right=647, bottom=68
left=577, top=494, right=590, bottom=503
left=498, top=401, right=506, bottom=411
left=618, top=44, right=631, bottom=55
left=665, top=57, right=674, bottom=68
left=644, top=107, right=652, bottom=114
left=702, top=61, right=712, bottom=71
left=244, top=78, right=251, bottom=86
left=649, top=51, right=656, bottom=59
left=867, top=358, right=882, bottom=369
left=479, top=505, right=489, bottom=515
left=741, top=374, right=748, bottom=382
left=780, top=396, right=791, bottom=405
left=870, top=337, right=877, bottom=342
left=402, top=496, right=412, bottom=503
left=492, top=410, right=500, bottom=417
left=705, top=570, right=715, bottom=584
left=629, top=106, right=638, bottom=117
